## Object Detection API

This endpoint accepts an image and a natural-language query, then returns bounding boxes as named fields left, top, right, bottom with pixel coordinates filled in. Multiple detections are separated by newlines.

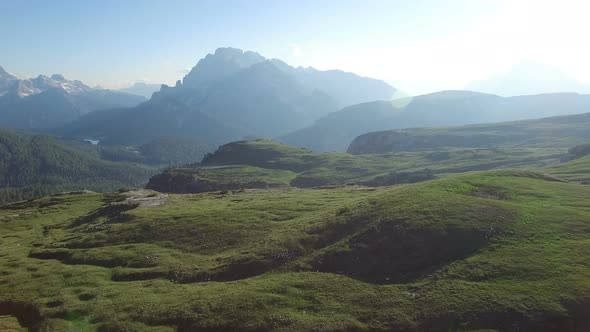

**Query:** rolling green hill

left=348, top=112, right=590, bottom=154
left=546, top=155, right=590, bottom=183
left=1, top=159, right=589, bottom=330
left=0, top=129, right=156, bottom=204
left=147, top=139, right=565, bottom=193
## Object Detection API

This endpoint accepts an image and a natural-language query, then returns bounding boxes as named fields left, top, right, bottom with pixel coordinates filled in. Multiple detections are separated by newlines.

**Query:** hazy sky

left=1, top=0, right=589, bottom=94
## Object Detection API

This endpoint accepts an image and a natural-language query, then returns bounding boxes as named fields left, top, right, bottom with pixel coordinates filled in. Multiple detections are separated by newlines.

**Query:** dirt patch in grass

left=111, top=269, right=169, bottom=282
left=470, top=186, right=510, bottom=200
left=29, top=249, right=158, bottom=268
left=0, top=301, right=43, bottom=331
left=69, top=201, right=139, bottom=228
left=311, top=216, right=510, bottom=284
left=77, top=293, right=96, bottom=301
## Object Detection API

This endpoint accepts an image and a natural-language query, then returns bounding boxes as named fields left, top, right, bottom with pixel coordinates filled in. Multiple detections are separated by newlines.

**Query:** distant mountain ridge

left=466, top=61, right=590, bottom=96
left=0, top=66, right=146, bottom=129
left=281, top=90, right=590, bottom=151
left=60, top=47, right=395, bottom=145
left=118, top=82, right=161, bottom=98
left=0, top=66, right=92, bottom=97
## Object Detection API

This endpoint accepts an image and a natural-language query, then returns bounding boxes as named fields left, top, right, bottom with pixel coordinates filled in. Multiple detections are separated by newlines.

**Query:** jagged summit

left=0, top=65, right=17, bottom=80
left=50, top=74, right=66, bottom=81
left=27, top=74, right=92, bottom=95
left=182, top=47, right=266, bottom=88
left=174, top=46, right=395, bottom=105
left=213, top=47, right=264, bottom=61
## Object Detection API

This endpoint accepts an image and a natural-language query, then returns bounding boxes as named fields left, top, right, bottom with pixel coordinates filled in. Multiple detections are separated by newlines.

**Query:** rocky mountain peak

left=50, top=74, right=66, bottom=81
left=0, top=65, right=17, bottom=80
left=213, top=47, right=265, bottom=64
left=182, top=47, right=266, bottom=88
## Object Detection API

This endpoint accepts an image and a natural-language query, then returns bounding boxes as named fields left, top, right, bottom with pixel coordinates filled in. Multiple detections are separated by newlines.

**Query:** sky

left=1, top=0, right=590, bottom=94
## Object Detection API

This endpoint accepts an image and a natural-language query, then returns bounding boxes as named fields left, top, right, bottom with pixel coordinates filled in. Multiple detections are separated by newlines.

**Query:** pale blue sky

left=1, top=0, right=589, bottom=93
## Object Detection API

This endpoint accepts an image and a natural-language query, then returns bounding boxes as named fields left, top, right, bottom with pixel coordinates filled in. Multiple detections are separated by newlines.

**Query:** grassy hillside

left=0, top=129, right=156, bottom=204
left=147, top=139, right=565, bottom=193
left=348, top=112, right=590, bottom=154
left=282, top=91, right=590, bottom=152
left=546, top=155, right=590, bottom=183
left=1, top=162, right=590, bottom=330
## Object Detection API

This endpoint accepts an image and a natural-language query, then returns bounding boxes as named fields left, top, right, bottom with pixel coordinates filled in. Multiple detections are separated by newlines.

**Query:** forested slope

left=0, top=129, right=155, bottom=203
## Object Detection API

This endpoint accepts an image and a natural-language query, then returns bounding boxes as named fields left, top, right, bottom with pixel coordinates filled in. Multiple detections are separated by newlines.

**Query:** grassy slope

left=1, top=156, right=590, bottom=330
left=348, top=112, right=590, bottom=154
left=147, top=139, right=565, bottom=193
left=546, top=155, right=590, bottom=183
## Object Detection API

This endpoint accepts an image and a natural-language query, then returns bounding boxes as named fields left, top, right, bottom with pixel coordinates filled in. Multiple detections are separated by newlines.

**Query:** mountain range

left=6, top=48, right=590, bottom=158
left=281, top=90, right=590, bottom=151
left=58, top=47, right=395, bottom=145
left=0, top=66, right=146, bottom=129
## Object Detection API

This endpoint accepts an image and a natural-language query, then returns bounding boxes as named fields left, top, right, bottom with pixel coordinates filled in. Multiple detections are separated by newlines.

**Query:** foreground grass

left=1, top=158, right=590, bottom=330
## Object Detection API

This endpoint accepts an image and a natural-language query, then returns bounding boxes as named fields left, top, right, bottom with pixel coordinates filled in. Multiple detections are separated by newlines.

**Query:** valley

left=0, top=130, right=210, bottom=204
